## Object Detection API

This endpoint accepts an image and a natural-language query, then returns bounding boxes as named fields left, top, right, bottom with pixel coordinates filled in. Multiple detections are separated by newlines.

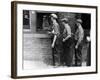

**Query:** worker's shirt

left=52, top=21, right=60, bottom=37
left=63, top=24, right=71, bottom=38
left=75, top=24, right=84, bottom=44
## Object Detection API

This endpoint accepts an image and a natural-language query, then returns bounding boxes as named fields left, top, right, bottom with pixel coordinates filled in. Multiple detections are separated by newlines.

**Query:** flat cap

left=76, top=19, right=82, bottom=23
left=50, top=14, right=58, bottom=19
left=61, top=18, right=69, bottom=23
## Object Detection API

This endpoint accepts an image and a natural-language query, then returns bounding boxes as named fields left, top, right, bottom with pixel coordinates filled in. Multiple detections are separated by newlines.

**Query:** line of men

left=49, top=13, right=85, bottom=67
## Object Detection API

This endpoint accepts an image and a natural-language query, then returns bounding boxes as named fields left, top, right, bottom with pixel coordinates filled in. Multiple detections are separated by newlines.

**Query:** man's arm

left=63, top=24, right=71, bottom=42
left=52, top=35, right=57, bottom=48
left=75, top=25, right=84, bottom=48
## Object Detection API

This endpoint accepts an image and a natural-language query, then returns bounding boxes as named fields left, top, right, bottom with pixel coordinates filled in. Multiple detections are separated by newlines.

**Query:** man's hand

left=63, top=38, right=66, bottom=42
left=62, top=35, right=71, bottom=42
left=75, top=45, right=78, bottom=49
left=51, top=43, right=55, bottom=48
left=48, top=31, right=51, bottom=34
left=87, top=36, right=91, bottom=42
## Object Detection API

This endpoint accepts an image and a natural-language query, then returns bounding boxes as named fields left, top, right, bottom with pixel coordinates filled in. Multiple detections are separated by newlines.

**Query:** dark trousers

left=63, top=37, right=74, bottom=66
left=86, top=42, right=91, bottom=66
left=75, top=43, right=82, bottom=66
left=52, top=36, right=63, bottom=66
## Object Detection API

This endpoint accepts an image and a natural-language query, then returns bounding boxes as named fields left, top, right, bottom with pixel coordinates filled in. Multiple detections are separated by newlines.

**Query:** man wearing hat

left=61, top=18, right=73, bottom=66
left=74, top=19, right=84, bottom=66
left=50, top=14, right=63, bottom=66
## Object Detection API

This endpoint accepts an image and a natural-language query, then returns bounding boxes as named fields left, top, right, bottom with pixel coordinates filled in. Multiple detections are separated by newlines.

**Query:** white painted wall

left=0, top=0, right=100, bottom=80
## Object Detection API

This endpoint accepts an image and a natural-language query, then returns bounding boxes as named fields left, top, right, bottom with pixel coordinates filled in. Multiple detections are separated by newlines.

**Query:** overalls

left=62, top=24, right=74, bottom=66
left=52, top=22, right=63, bottom=66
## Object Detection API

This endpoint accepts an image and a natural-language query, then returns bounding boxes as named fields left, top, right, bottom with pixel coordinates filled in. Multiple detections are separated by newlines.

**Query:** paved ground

left=23, top=33, right=88, bottom=70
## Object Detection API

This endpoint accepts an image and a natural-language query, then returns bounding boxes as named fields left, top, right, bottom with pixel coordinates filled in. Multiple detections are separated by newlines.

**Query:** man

left=86, top=30, right=91, bottom=66
left=61, top=18, right=74, bottom=66
left=74, top=19, right=84, bottom=66
left=50, top=14, right=63, bottom=66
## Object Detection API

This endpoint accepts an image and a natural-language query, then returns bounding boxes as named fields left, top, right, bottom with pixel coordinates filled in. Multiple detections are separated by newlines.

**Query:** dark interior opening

left=36, top=13, right=51, bottom=33
left=81, top=14, right=91, bottom=30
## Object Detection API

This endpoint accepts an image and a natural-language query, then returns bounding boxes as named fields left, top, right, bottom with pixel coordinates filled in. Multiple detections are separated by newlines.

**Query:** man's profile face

left=76, top=22, right=80, bottom=26
left=51, top=17, right=54, bottom=21
left=62, top=21, right=64, bottom=25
